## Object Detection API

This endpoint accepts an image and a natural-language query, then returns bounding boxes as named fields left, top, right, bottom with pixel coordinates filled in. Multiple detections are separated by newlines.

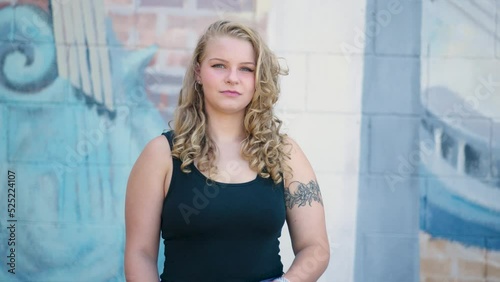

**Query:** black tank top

left=160, top=131, right=286, bottom=282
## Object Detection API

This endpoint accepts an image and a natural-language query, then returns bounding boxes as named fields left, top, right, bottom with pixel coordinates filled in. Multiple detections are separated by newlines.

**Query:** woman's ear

left=194, top=62, right=201, bottom=83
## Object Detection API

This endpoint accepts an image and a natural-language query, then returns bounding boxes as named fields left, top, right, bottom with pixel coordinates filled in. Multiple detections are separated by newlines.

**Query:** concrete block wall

left=267, top=1, right=370, bottom=281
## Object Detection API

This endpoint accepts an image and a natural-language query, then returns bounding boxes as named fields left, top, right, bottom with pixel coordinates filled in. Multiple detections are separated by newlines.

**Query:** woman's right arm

left=124, top=135, right=172, bottom=282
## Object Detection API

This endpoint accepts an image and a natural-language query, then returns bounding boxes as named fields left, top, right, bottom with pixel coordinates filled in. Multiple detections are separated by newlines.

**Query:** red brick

left=136, top=12, right=157, bottom=46
left=458, top=259, right=486, bottom=278
left=421, top=258, right=452, bottom=276
left=156, top=93, right=170, bottom=110
left=424, top=276, right=451, bottom=282
left=487, top=250, right=500, bottom=267
left=160, top=15, right=223, bottom=49
left=166, top=50, right=192, bottom=68
left=158, top=28, right=189, bottom=49
left=17, top=0, right=49, bottom=11
left=487, top=261, right=500, bottom=278
left=167, top=15, right=220, bottom=35
left=108, top=12, right=136, bottom=45
left=167, top=15, right=259, bottom=43
left=429, top=239, right=449, bottom=253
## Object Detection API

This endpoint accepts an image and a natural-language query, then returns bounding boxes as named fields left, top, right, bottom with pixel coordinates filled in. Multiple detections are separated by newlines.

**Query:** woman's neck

left=206, top=112, right=246, bottom=144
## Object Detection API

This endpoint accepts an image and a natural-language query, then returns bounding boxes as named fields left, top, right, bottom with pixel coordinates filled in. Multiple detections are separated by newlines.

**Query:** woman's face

left=197, top=36, right=256, bottom=117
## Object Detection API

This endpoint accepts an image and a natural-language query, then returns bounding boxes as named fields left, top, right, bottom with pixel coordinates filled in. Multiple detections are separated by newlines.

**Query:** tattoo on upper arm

left=284, top=180, right=323, bottom=209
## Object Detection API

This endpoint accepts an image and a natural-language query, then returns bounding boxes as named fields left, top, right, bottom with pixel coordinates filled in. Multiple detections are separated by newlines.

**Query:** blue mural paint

left=422, top=201, right=500, bottom=250
left=0, top=2, right=167, bottom=281
left=426, top=178, right=500, bottom=230
left=418, top=87, right=500, bottom=252
left=420, top=166, right=500, bottom=237
left=0, top=5, right=57, bottom=93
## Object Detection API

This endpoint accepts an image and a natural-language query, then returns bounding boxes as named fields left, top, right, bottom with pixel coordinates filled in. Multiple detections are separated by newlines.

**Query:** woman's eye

left=211, top=64, right=253, bottom=72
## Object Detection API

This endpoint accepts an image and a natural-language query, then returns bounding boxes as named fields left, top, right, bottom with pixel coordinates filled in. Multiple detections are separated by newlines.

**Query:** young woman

left=124, top=20, right=329, bottom=282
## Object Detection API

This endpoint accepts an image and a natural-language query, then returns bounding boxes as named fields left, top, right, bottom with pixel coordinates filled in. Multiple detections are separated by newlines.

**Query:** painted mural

left=0, top=0, right=170, bottom=280
left=419, top=0, right=500, bottom=280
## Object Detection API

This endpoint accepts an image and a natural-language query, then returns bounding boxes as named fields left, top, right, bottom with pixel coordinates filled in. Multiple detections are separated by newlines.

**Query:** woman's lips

left=221, top=90, right=241, bottom=96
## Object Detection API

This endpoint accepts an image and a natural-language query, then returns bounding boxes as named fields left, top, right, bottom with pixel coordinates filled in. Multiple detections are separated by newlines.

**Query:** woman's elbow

left=124, top=250, right=159, bottom=281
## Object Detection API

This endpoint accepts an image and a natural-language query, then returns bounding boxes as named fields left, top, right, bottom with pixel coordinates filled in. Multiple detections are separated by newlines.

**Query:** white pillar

left=457, top=140, right=466, bottom=175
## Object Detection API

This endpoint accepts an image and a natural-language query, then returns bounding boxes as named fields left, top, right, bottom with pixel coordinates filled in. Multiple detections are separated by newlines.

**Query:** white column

left=434, top=128, right=443, bottom=158
left=457, top=140, right=466, bottom=175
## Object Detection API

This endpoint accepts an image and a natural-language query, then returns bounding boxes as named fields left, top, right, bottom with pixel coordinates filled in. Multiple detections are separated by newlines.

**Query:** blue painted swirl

left=0, top=5, right=57, bottom=93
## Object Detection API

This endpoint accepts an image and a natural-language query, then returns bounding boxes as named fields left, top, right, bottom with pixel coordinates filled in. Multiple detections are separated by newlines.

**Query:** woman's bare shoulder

left=129, top=134, right=172, bottom=186
left=140, top=135, right=172, bottom=161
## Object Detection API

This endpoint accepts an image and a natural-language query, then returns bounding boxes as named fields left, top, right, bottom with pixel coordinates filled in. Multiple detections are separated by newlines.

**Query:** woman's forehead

left=203, top=36, right=255, bottom=63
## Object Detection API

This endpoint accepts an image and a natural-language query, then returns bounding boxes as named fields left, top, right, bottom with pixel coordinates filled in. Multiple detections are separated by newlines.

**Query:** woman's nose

left=225, top=68, right=239, bottom=85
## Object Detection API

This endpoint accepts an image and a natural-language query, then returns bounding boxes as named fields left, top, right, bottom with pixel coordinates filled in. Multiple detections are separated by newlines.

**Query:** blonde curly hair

left=171, top=20, right=291, bottom=184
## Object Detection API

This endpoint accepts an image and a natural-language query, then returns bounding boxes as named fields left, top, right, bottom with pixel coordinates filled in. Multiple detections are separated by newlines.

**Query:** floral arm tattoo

left=284, top=180, right=323, bottom=209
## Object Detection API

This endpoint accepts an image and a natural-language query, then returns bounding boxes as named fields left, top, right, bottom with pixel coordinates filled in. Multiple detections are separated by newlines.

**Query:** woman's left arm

left=278, top=138, right=330, bottom=282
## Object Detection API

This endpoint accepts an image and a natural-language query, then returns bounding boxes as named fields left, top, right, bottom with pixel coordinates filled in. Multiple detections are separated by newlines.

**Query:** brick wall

left=421, top=233, right=500, bottom=282
left=105, top=0, right=263, bottom=55
left=104, top=0, right=267, bottom=121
